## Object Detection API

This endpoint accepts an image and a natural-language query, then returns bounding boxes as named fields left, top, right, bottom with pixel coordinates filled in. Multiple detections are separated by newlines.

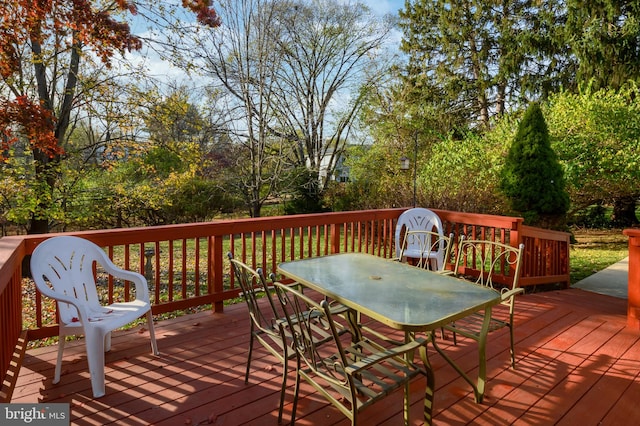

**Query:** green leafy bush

left=545, top=84, right=640, bottom=219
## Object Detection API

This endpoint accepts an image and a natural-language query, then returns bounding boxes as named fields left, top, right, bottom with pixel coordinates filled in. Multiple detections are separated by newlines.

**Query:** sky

left=364, top=0, right=405, bottom=16
left=125, top=0, right=408, bottom=90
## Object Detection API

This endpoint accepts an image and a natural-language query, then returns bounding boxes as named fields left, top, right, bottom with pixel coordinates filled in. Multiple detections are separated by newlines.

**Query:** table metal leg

left=475, top=306, right=492, bottom=402
left=404, top=380, right=411, bottom=426
left=404, top=331, right=434, bottom=425
left=420, top=333, right=435, bottom=425
left=346, top=308, right=362, bottom=342
left=431, top=307, right=492, bottom=403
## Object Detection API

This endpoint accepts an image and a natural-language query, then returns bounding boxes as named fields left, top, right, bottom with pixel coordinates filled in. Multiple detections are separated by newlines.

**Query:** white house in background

left=333, top=154, right=350, bottom=183
left=317, top=148, right=350, bottom=185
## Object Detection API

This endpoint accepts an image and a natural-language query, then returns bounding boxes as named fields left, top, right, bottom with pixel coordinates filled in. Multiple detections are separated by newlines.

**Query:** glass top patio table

left=277, top=252, right=502, bottom=406
left=277, top=252, right=501, bottom=332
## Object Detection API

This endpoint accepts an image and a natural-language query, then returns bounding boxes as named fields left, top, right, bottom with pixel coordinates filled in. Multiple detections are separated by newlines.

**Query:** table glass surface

left=278, top=252, right=501, bottom=331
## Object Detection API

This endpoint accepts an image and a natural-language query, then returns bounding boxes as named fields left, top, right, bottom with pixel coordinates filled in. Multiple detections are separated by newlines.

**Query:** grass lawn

left=570, top=227, right=629, bottom=284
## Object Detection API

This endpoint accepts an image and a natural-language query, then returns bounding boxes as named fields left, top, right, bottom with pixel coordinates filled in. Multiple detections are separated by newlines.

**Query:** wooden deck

left=10, top=288, right=640, bottom=425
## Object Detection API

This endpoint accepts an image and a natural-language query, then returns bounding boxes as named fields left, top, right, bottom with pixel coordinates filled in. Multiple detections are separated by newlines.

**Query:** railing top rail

left=624, top=229, right=640, bottom=238
left=17, top=209, right=406, bottom=254
left=522, top=225, right=572, bottom=241
left=433, top=209, right=524, bottom=229
left=8, top=207, right=527, bottom=251
left=0, top=237, right=25, bottom=294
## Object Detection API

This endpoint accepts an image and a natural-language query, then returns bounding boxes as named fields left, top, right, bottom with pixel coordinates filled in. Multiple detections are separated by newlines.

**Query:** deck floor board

left=11, top=288, right=640, bottom=425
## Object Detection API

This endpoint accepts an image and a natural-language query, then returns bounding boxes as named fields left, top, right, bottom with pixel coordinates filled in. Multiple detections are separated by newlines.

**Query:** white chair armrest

left=92, top=249, right=151, bottom=302
left=108, top=268, right=151, bottom=302
left=36, top=284, right=91, bottom=323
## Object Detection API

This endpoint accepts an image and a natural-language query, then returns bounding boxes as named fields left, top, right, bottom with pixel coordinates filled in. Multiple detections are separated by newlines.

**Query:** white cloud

left=361, top=0, right=404, bottom=15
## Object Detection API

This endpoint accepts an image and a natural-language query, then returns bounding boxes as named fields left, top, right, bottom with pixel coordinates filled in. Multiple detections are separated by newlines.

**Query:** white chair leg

left=85, top=331, right=107, bottom=398
left=53, top=335, right=66, bottom=384
left=104, top=332, right=112, bottom=352
left=146, top=311, right=159, bottom=355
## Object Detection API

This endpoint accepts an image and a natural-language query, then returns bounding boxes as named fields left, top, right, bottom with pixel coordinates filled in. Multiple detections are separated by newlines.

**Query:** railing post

left=624, top=229, right=640, bottom=329
left=211, top=235, right=224, bottom=313
left=511, top=218, right=523, bottom=247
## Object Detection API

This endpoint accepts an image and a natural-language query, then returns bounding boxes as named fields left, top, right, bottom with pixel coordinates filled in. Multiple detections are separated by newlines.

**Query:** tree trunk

left=249, top=201, right=261, bottom=218
left=27, top=148, right=58, bottom=235
left=612, top=196, right=639, bottom=227
left=28, top=218, right=49, bottom=235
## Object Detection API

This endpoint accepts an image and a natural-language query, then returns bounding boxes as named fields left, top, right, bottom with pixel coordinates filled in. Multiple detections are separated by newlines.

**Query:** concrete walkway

left=573, top=257, right=629, bottom=299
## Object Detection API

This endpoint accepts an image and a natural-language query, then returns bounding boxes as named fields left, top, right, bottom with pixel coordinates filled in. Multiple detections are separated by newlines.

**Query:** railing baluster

left=181, top=239, right=187, bottom=300
left=168, top=240, right=174, bottom=302
left=124, top=244, right=131, bottom=302
left=195, top=237, right=201, bottom=297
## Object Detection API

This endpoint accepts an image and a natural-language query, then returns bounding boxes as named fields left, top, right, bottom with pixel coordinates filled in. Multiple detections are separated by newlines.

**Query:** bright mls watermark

left=0, top=404, right=69, bottom=425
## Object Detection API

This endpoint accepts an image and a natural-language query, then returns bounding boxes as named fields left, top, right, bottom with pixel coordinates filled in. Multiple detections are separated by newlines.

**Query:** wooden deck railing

left=0, top=236, right=26, bottom=403
left=0, top=208, right=571, bottom=401
left=520, top=225, right=571, bottom=287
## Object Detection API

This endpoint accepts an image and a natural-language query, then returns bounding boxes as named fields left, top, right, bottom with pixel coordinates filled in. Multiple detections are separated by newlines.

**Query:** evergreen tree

left=283, top=167, right=328, bottom=215
left=398, top=0, right=567, bottom=128
left=500, top=103, right=569, bottom=227
left=566, top=0, right=640, bottom=91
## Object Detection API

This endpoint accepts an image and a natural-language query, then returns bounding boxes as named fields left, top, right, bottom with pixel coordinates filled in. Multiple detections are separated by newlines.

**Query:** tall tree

left=169, top=0, right=393, bottom=216
left=270, top=0, right=394, bottom=191
left=566, top=0, right=640, bottom=91
left=168, top=0, right=286, bottom=217
left=398, top=0, right=569, bottom=128
left=0, top=0, right=220, bottom=233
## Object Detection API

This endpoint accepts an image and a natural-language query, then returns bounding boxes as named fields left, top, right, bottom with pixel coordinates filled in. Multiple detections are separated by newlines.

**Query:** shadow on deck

left=11, top=288, right=640, bottom=425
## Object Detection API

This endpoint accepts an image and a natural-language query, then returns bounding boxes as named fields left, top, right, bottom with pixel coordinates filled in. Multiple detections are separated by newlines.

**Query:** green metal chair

left=442, top=239, right=525, bottom=368
left=228, top=254, right=293, bottom=423
left=272, top=280, right=433, bottom=425
left=228, top=253, right=349, bottom=423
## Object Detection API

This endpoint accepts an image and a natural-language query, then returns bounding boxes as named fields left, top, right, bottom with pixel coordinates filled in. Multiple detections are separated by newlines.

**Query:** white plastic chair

left=395, top=208, right=446, bottom=270
left=30, top=236, right=159, bottom=398
left=399, top=230, right=455, bottom=272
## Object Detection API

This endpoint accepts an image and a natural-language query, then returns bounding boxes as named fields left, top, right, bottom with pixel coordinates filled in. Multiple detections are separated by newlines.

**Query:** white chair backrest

left=399, top=230, right=453, bottom=271
left=31, top=236, right=112, bottom=325
left=394, top=208, right=444, bottom=258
